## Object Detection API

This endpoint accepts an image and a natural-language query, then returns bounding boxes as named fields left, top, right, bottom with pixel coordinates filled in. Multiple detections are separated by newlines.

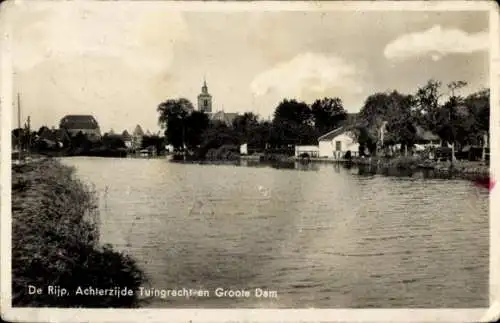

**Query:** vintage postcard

left=0, top=0, right=498, bottom=322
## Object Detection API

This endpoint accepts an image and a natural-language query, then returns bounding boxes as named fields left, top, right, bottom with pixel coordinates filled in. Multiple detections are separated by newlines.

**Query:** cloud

left=9, top=2, right=189, bottom=72
left=384, top=25, right=488, bottom=61
left=250, top=52, right=363, bottom=102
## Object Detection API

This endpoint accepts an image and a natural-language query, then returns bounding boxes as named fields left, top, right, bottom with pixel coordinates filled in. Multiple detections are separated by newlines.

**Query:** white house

left=240, top=143, right=248, bottom=155
left=318, top=127, right=359, bottom=159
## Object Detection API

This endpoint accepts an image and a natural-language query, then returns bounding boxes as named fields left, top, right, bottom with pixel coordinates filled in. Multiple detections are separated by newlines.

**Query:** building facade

left=318, top=127, right=359, bottom=159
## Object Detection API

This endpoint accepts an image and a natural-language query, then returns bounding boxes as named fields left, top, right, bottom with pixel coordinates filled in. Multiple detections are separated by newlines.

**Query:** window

left=204, top=100, right=208, bottom=107
left=335, top=141, right=342, bottom=151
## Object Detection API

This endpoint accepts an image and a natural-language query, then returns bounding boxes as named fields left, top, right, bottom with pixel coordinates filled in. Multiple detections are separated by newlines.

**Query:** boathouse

left=318, top=127, right=359, bottom=159
left=295, top=145, right=320, bottom=158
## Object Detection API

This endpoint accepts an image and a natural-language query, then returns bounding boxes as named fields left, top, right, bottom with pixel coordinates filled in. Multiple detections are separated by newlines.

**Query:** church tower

left=197, top=79, right=212, bottom=113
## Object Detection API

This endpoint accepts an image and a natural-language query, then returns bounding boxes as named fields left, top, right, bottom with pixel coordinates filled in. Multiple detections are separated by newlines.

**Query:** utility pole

left=17, top=93, right=22, bottom=162
left=26, top=115, right=31, bottom=158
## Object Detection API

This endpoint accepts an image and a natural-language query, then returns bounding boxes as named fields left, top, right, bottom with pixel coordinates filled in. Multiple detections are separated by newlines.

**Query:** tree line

left=157, top=97, right=350, bottom=158
left=157, top=79, right=489, bottom=158
left=355, top=80, right=489, bottom=156
left=12, top=126, right=167, bottom=157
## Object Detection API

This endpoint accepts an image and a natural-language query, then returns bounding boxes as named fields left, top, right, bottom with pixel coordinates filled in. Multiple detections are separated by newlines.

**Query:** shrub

left=391, top=156, right=423, bottom=169
left=12, top=159, right=145, bottom=307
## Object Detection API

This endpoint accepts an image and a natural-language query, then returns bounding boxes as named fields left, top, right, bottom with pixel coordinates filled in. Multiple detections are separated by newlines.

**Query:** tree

left=157, top=98, right=194, bottom=151
left=311, top=97, right=347, bottom=135
left=70, top=132, right=92, bottom=154
left=354, top=125, right=377, bottom=156
left=102, top=135, right=126, bottom=150
left=384, top=91, right=418, bottom=154
left=273, top=99, right=313, bottom=126
left=250, top=120, right=273, bottom=151
left=272, top=99, right=315, bottom=146
left=12, top=128, right=32, bottom=150
left=184, top=111, right=210, bottom=149
left=414, top=79, right=442, bottom=117
left=232, top=112, right=260, bottom=144
left=358, top=92, right=393, bottom=147
left=464, top=89, right=490, bottom=145
left=141, top=135, right=166, bottom=154
left=198, top=122, right=240, bottom=158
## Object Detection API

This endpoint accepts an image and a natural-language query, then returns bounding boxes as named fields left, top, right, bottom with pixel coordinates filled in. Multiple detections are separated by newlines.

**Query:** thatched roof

left=60, top=115, right=99, bottom=130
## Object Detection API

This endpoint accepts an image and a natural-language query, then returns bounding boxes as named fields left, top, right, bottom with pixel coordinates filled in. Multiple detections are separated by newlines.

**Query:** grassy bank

left=12, top=159, right=146, bottom=307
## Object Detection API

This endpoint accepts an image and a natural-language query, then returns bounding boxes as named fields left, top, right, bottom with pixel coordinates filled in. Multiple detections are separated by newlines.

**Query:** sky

left=1, top=1, right=491, bottom=134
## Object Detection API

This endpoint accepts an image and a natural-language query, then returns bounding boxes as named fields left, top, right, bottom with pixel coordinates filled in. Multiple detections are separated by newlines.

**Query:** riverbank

left=12, top=159, right=146, bottom=307
left=197, top=153, right=490, bottom=181
left=289, top=155, right=490, bottom=179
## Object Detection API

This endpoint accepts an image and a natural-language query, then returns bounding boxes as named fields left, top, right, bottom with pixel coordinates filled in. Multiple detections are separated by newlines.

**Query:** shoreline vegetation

left=172, top=153, right=490, bottom=182
left=13, top=78, right=489, bottom=183
left=12, top=158, right=146, bottom=307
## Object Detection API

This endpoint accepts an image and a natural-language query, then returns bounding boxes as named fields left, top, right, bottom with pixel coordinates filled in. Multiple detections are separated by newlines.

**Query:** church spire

left=202, top=77, right=208, bottom=94
left=198, top=76, right=212, bottom=113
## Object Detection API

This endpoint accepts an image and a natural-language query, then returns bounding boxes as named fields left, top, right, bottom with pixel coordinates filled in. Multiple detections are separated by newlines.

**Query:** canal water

left=61, top=157, right=489, bottom=308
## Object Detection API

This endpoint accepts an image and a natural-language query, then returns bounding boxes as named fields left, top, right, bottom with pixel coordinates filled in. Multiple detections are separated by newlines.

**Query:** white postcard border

left=1, top=1, right=498, bottom=322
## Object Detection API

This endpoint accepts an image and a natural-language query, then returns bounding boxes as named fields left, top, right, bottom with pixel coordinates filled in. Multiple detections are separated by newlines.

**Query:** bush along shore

left=294, top=155, right=490, bottom=180
left=12, top=159, right=146, bottom=307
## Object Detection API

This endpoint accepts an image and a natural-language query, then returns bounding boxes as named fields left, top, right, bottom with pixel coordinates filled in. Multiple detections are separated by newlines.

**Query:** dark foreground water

left=62, top=157, right=489, bottom=308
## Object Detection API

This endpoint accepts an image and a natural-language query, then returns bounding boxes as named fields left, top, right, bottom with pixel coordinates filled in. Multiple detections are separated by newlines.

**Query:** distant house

left=121, top=130, right=132, bottom=149
left=381, top=124, right=440, bottom=152
left=132, top=125, right=144, bottom=150
left=240, top=143, right=248, bottom=155
left=210, top=111, right=239, bottom=126
left=318, top=127, right=359, bottom=159
left=415, top=125, right=440, bottom=144
left=59, top=115, right=101, bottom=141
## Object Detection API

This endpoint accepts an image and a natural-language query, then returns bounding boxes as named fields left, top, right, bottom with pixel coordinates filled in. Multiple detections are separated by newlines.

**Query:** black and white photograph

left=0, top=1, right=498, bottom=322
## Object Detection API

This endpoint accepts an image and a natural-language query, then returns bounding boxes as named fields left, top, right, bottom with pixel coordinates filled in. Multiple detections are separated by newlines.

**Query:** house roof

left=122, top=130, right=131, bottom=140
left=210, top=111, right=239, bottom=125
left=381, top=124, right=439, bottom=143
left=318, top=127, right=352, bottom=141
left=60, top=115, right=99, bottom=130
